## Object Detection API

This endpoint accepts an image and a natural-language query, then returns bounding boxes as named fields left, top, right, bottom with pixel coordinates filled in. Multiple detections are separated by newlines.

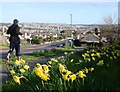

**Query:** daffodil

left=42, top=65, right=49, bottom=73
left=41, top=74, right=50, bottom=81
left=87, top=58, right=91, bottom=62
left=106, top=54, right=109, bottom=57
left=91, top=53, right=95, bottom=57
left=90, top=67, right=94, bottom=72
left=59, top=64, right=66, bottom=73
left=70, top=59, right=74, bottom=62
left=13, top=75, right=21, bottom=84
left=66, top=70, right=72, bottom=76
left=114, top=56, right=117, bottom=59
left=85, top=53, right=89, bottom=57
left=36, top=63, right=42, bottom=69
left=97, top=60, right=104, bottom=66
left=92, top=57, right=95, bottom=61
left=10, top=70, right=15, bottom=75
left=91, top=49, right=95, bottom=52
left=77, top=71, right=86, bottom=78
left=51, top=58, right=58, bottom=62
left=20, top=68, right=25, bottom=73
left=62, top=74, right=69, bottom=81
left=20, top=59, right=26, bottom=64
left=82, top=54, right=86, bottom=59
left=35, top=67, right=44, bottom=77
left=70, top=74, right=76, bottom=82
left=117, top=53, right=119, bottom=56
left=48, top=61, right=52, bottom=65
left=15, top=60, right=20, bottom=65
left=84, top=67, right=88, bottom=73
left=64, top=52, right=68, bottom=55
left=13, top=76, right=25, bottom=84
left=110, top=57, right=113, bottom=59
left=96, top=52, right=101, bottom=58
left=24, top=65, right=30, bottom=70
left=86, top=51, right=89, bottom=53
left=71, top=52, right=74, bottom=54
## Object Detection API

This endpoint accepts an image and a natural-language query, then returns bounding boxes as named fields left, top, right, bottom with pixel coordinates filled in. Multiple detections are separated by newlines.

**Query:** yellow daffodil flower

left=13, top=75, right=21, bottom=84
left=77, top=71, right=86, bottom=78
left=106, top=54, right=109, bottom=57
left=48, top=61, right=52, bottom=65
left=66, top=70, right=72, bottom=76
left=64, top=52, right=68, bottom=55
left=97, top=60, right=104, bottom=66
left=36, top=63, right=42, bottom=69
left=90, top=67, right=94, bottom=72
left=91, top=49, right=95, bottom=52
left=96, top=53, right=101, bottom=58
left=114, top=56, right=117, bottom=59
left=59, top=64, right=66, bottom=73
left=87, top=58, right=91, bottom=62
left=110, top=57, right=113, bottom=59
left=70, top=59, right=74, bottom=62
left=35, top=67, right=44, bottom=77
left=42, top=65, right=49, bottom=73
left=91, top=53, right=95, bottom=57
left=41, top=74, right=50, bottom=81
left=86, top=51, right=89, bottom=53
left=85, top=53, right=89, bottom=57
left=51, top=58, right=58, bottom=62
left=84, top=67, right=88, bottom=74
left=71, top=52, right=74, bottom=54
left=70, top=74, right=76, bottom=82
left=20, top=69, right=25, bottom=73
left=13, top=76, right=25, bottom=84
left=10, top=70, right=15, bottom=75
left=62, top=74, right=69, bottom=81
left=15, top=60, right=20, bottom=65
left=24, top=65, right=30, bottom=70
left=20, top=59, right=26, bottom=65
left=92, top=57, right=95, bottom=61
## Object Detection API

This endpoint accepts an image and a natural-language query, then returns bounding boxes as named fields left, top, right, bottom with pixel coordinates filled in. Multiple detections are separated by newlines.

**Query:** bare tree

left=100, top=14, right=118, bottom=44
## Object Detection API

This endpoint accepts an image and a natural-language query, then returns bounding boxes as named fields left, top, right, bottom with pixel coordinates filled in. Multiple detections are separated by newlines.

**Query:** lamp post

left=70, top=14, right=72, bottom=37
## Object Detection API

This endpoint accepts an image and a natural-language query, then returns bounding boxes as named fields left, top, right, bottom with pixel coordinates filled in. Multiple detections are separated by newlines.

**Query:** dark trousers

left=8, top=40, right=21, bottom=56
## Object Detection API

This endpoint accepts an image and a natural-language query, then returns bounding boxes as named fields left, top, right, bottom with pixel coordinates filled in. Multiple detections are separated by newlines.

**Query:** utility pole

left=70, top=14, right=72, bottom=37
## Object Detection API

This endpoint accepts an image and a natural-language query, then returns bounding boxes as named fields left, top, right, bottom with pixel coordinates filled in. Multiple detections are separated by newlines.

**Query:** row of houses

left=1, top=23, right=113, bottom=46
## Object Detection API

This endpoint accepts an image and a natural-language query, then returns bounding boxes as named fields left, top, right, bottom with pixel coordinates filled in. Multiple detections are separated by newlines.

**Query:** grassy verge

left=1, top=47, right=75, bottom=65
left=2, top=44, right=120, bottom=91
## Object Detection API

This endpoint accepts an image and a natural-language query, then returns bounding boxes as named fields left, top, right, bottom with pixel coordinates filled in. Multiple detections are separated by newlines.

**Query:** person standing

left=5, top=19, right=23, bottom=64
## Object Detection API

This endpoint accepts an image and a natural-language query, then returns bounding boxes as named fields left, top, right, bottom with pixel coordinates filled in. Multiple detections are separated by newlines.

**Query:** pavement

left=0, top=43, right=52, bottom=59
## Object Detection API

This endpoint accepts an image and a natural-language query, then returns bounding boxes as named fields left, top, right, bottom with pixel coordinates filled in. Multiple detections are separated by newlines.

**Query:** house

left=81, top=33, right=101, bottom=46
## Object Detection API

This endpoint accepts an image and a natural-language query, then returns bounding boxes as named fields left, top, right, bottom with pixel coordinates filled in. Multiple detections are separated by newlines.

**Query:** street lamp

left=69, top=14, right=73, bottom=37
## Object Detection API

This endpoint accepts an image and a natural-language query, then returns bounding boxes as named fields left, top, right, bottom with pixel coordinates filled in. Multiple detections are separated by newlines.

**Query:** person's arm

left=6, top=27, right=11, bottom=34
left=16, top=27, right=23, bottom=35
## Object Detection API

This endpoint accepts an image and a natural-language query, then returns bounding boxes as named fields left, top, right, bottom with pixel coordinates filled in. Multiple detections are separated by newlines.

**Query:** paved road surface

left=0, top=43, right=54, bottom=59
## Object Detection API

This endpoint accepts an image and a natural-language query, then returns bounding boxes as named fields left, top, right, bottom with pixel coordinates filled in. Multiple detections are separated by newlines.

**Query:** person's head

left=13, top=19, right=19, bottom=25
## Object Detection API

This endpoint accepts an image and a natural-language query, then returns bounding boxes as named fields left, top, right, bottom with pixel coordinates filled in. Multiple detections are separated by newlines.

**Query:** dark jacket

left=7, top=24, right=22, bottom=42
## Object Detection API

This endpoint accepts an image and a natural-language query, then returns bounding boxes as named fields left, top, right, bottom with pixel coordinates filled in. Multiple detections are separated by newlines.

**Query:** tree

left=100, top=14, right=118, bottom=44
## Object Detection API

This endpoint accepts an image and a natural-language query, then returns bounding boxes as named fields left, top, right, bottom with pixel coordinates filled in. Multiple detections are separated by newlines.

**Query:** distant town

left=0, top=22, right=119, bottom=46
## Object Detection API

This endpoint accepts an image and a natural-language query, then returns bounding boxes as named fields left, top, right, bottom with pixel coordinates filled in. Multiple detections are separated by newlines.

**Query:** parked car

left=57, top=42, right=65, bottom=47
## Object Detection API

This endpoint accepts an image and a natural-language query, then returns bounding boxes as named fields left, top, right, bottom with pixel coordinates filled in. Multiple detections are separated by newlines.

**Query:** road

left=0, top=42, right=58, bottom=59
